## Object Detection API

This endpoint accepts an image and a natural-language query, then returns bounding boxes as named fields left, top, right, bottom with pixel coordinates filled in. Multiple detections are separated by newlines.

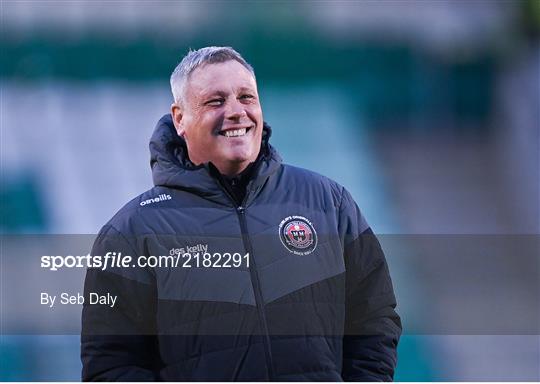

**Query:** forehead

left=186, top=60, right=257, bottom=98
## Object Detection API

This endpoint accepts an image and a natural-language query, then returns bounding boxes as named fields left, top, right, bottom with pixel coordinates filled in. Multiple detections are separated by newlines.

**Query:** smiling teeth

left=224, top=128, right=247, bottom=137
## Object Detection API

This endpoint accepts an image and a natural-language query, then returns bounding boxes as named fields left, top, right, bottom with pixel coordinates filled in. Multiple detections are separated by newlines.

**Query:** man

left=81, top=46, right=401, bottom=381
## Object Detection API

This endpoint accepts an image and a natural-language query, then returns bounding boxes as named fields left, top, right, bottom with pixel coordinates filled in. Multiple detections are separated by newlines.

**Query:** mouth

left=219, top=126, right=253, bottom=138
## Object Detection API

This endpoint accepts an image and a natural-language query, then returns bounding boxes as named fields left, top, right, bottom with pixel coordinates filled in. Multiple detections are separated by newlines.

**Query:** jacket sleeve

left=338, top=188, right=402, bottom=382
left=81, top=225, right=161, bottom=381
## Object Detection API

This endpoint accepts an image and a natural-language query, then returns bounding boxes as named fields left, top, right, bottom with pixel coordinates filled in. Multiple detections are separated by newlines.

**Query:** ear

left=171, top=103, right=185, bottom=137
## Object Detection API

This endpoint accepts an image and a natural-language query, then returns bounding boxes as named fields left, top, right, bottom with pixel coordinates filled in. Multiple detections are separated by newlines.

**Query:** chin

left=226, top=157, right=252, bottom=166
left=224, top=150, right=257, bottom=164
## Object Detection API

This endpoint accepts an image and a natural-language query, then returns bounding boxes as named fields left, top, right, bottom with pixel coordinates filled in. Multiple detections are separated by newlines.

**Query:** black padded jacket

left=81, top=114, right=402, bottom=381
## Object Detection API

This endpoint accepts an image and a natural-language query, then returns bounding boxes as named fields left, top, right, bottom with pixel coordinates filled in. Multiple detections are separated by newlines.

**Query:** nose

left=225, top=99, right=247, bottom=121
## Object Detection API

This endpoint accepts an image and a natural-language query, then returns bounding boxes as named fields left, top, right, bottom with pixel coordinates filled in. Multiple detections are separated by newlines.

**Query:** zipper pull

left=237, top=206, right=245, bottom=214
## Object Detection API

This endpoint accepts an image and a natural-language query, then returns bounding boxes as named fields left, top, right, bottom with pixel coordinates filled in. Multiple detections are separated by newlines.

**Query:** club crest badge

left=278, top=215, right=317, bottom=255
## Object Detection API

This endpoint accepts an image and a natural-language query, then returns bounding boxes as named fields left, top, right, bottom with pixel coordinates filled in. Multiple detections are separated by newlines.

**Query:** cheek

left=190, top=130, right=210, bottom=146
left=248, top=103, right=262, bottom=117
left=183, top=115, right=208, bottom=141
left=201, top=112, right=224, bottom=132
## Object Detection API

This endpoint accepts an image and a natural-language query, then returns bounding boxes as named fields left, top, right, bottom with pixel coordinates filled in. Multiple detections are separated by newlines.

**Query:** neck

left=213, top=161, right=251, bottom=177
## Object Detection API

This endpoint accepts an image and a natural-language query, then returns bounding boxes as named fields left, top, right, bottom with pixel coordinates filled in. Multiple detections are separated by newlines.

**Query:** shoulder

left=279, top=164, right=368, bottom=230
left=281, top=163, right=343, bottom=189
left=98, top=186, right=178, bottom=235
left=280, top=163, right=346, bottom=207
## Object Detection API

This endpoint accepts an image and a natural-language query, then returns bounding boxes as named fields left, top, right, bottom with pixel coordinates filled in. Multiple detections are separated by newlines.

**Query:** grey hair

left=170, top=46, right=255, bottom=104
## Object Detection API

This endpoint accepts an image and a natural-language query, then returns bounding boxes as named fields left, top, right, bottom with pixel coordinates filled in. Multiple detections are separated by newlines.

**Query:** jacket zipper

left=235, top=205, right=275, bottom=380
left=212, top=171, right=275, bottom=380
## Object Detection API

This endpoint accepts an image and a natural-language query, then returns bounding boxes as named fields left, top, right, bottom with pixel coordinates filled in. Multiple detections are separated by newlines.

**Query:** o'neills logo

left=278, top=215, right=317, bottom=256
left=140, top=194, right=172, bottom=206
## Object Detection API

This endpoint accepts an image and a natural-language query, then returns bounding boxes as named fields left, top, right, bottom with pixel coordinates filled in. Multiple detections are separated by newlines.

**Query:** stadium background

left=1, top=0, right=539, bottom=381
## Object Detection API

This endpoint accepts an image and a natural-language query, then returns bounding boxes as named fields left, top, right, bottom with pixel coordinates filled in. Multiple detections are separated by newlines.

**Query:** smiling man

left=170, top=58, right=262, bottom=177
left=81, top=47, right=401, bottom=381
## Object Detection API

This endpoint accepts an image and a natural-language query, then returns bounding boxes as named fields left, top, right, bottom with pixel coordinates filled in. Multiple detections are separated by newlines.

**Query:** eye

left=205, top=98, right=224, bottom=106
left=239, top=94, right=255, bottom=102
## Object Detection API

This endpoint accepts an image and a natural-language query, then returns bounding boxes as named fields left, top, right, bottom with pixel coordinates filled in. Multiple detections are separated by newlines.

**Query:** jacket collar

left=149, top=114, right=282, bottom=206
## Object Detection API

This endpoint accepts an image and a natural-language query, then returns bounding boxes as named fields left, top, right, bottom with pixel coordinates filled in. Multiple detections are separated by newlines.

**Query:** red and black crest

left=279, top=216, right=317, bottom=255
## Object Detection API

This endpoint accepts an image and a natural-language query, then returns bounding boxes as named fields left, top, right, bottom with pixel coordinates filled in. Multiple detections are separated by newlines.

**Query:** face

left=171, top=60, right=263, bottom=176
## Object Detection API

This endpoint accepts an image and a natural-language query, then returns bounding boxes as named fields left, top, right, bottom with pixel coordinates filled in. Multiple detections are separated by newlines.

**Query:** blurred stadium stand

left=1, top=0, right=538, bottom=381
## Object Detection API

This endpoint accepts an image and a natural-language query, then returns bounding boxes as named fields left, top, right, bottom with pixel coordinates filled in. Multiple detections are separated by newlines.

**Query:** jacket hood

left=149, top=114, right=282, bottom=205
